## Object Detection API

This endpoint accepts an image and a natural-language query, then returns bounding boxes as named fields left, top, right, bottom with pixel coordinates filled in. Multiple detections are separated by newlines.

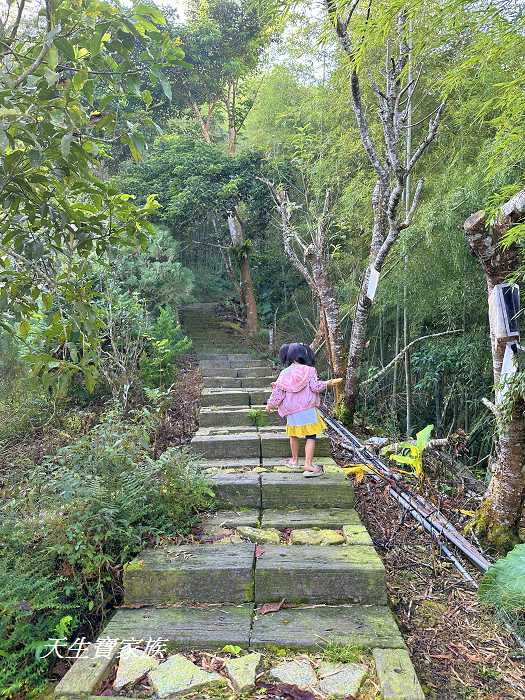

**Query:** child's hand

left=329, top=378, right=344, bottom=387
left=266, top=404, right=274, bottom=413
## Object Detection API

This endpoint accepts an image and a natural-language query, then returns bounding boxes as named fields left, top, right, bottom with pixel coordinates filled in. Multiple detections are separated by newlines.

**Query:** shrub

left=140, top=306, right=192, bottom=389
left=479, top=544, right=525, bottom=618
left=0, top=410, right=213, bottom=697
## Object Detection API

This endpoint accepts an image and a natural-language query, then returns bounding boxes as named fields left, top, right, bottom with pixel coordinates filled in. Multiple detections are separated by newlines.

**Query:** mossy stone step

left=373, top=648, right=425, bottom=700
left=191, top=432, right=261, bottom=459
left=201, top=389, right=251, bottom=407
left=201, top=510, right=260, bottom=529
left=200, top=358, right=269, bottom=370
left=238, top=366, right=275, bottom=378
left=211, top=473, right=261, bottom=509
left=261, top=473, right=353, bottom=509
left=199, top=405, right=280, bottom=428
left=261, top=507, right=360, bottom=531
left=203, top=376, right=274, bottom=389
left=196, top=426, right=258, bottom=437
left=105, top=605, right=254, bottom=650
left=200, top=366, right=274, bottom=378
left=124, top=544, right=255, bottom=605
left=250, top=604, right=406, bottom=650
left=254, top=544, right=386, bottom=604
left=260, top=433, right=331, bottom=458
left=203, top=376, right=244, bottom=388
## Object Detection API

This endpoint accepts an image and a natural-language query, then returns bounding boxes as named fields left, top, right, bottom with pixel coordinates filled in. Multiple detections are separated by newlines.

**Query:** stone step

left=203, top=376, right=243, bottom=388
left=203, top=376, right=274, bottom=389
left=211, top=473, right=261, bottom=509
left=202, top=509, right=260, bottom=529
left=250, top=604, right=405, bottom=650
left=196, top=426, right=257, bottom=436
left=200, top=358, right=269, bottom=370
left=261, top=472, right=353, bottom=509
left=124, top=544, right=255, bottom=605
left=202, top=456, right=339, bottom=472
left=104, top=605, right=254, bottom=650
left=200, top=366, right=274, bottom=378
left=199, top=406, right=280, bottom=428
left=254, top=545, right=386, bottom=605
left=261, top=508, right=358, bottom=530
left=191, top=432, right=261, bottom=459
left=260, top=432, right=331, bottom=458
left=201, top=389, right=251, bottom=407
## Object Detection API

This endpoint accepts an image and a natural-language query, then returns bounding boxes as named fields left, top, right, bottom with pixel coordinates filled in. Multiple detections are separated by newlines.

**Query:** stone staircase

left=55, top=308, right=425, bottom=699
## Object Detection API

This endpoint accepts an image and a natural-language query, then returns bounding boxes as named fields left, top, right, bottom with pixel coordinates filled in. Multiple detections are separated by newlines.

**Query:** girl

left=266, top=342, right=342, bottom=477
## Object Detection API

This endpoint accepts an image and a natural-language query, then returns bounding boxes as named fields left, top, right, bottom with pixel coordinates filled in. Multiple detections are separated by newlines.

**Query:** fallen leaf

left=255, top=544, right=265, bottom=558
left=259, top=599, right=285, bottom=615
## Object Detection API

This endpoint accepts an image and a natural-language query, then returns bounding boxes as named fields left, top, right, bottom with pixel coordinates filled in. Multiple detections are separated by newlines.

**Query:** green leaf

left=142, top=89, right=152, bottom=108
left=221, top=645, right=242, bottom=656
left=19, top=319, right=31, bottom=339
left=44, top=68, right=59, bottom=86
left=415, top=424, right=434, bottom=451
left=60, top=132, right=74, bottom=158
left=48, top=45, right=59, bottom=70
left=72, top=69, right=89, bottom=91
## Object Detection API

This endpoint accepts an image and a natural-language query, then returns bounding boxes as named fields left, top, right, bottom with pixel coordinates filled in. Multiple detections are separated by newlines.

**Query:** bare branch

left=407, top=101, right=446, bottom=173
left=363, top=329, right=463, bottom=386
left=399, top=179, right=423, bottom=229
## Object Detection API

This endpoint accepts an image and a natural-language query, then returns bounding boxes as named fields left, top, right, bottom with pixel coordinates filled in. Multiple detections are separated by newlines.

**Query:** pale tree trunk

left=325, top=2, right=444, bottom=422
left=263, top=181, right=344, bottom=378
left=464, top=189, right=525, bottom=544
left=228, top=212, right=257, bottom=335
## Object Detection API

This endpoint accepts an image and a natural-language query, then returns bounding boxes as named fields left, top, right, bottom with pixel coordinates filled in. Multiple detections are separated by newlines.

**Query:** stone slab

left=201, top=510, right=260, bottom=528
left=268, top=659, right=317, bottom=688
left=238, top=367, right=275, bottom=378
left=203, top=377, right=243, bottom=388
left=196, top=426, right=258, bottom=437
left=225, top=652, right=261, bottom=693
left=124, top=544, right=255, bottom=604
left=241, top=376, right=275, bottom=388
left=149, top=654, right=224, bottom=698
left=191, top=432, right=261, bottom=459
left=211, top=473, right=261, bottom=509
left=261, top=508, right=359, bottom=530
left=202, top=458, right=262, bottom=471
left=260, top=457, right=339, bottom=472
left=260, top=433, right=331, bottom=458
left=250, top=605, right=406, bottom=650
left=261, top=473, right=353, bottom=509
left=103, top=605, right=254, bottom=650
left=201, top=367, right=239, bottom=378
left=250, top=389, right=272, bottom=404
left=201, top=389, right=251, bottom=407
left=199, top=406, right=280, bottom=428
left=373, top=648, right=425, bottom=700
left=343, top=521, right=374, bottom=546
left=54, top=640, right=119, bottom=696
left=254, top=544, right=386, bottom=604
left=318, top=661, right=367, bottom=697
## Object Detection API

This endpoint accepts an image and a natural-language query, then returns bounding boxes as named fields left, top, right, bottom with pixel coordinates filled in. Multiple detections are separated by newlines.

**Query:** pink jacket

left=267, top=363, right=328, bottom=418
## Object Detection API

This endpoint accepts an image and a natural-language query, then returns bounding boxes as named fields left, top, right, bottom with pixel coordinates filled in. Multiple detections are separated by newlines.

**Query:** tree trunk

left=311, top=254, right=345, bottom=377
left=344, top=179, right=388, bottom=418
left=228, top=212, right=257, bottom=335
left=464, top=189, right=525, bottom=544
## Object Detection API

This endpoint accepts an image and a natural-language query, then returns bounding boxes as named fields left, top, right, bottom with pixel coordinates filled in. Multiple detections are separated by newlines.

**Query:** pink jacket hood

left=275, top=363, right=316, bottom=393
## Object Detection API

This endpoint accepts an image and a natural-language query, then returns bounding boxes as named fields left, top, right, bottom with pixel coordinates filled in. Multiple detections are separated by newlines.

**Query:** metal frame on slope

left=319, top=407, right=491, bottom=580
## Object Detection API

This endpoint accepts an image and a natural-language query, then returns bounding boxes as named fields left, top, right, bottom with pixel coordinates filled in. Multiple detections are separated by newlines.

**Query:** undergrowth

left=0, top=408, right=213, bottom=698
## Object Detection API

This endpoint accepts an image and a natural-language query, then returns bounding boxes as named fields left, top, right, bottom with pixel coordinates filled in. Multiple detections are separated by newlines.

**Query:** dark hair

left=283, top=342, right=315, bottom=367
left=278, top=344, right=290, bottom=366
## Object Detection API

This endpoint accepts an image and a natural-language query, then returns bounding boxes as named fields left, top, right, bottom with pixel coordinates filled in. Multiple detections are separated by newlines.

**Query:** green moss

left=415, top=599, right=447, bottom=627
left=321, top=641, right=367, bottom=664
left=122, top=558, right=145, bottom=572
left=465, top=499, right=519, bottom=550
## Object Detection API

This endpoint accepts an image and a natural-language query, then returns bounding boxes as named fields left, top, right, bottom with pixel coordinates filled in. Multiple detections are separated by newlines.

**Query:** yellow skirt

left=285, top=408, right=326, bottom=438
